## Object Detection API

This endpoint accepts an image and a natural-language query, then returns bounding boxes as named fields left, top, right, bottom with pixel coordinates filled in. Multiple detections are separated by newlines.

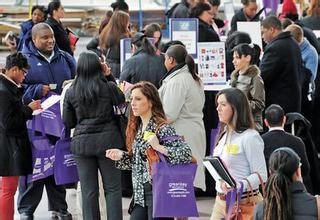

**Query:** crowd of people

left=1, top=0, right=320, bottom=219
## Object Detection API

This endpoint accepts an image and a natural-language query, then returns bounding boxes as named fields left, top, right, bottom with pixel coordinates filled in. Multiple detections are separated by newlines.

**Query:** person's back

left=260, top=16, right=302, bottom=113
left=159, top=45, right=206, bottom=191
left=120, top=51, right=165, bottom=88
left=262, top=104, right=311, bottom=191
left=171, top=0, right=190, bottom=18
left=64, top=77, right=124, bottom=155
left=254, top=147, right=317, bottom=220
left=255, top=181, right=317, bottom=220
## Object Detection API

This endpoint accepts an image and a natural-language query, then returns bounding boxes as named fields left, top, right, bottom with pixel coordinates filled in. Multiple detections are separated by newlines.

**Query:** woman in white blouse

left=211, top=88, right=267, bottom=220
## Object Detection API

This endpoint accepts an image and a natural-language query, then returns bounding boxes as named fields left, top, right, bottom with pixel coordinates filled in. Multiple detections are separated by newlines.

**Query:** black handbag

left=106, top=81, right=128, bottom=147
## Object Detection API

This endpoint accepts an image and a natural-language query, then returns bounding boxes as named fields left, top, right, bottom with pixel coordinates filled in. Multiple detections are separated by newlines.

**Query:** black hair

left=73, top=51, right=104, bottom=105
left=47, top=0, right=61, bottom=17
left=261, top=15, right=282, bottom=30
left=189, top=2, right=211, bottom=18
left=263, top=147, right=301, bottom=220
left=208, top=0, right=221, bottom=7
left=32, top=5, right=46, bottom=14
left=144, top=23, right=162, bottom=49
left=111, top=0, right=129, bottom=12
left=281, top=18, right=293, bottom=29
left=231, top=43, right=261, bottom=65
left=226, top=31, right=252, bottom=50
left=160, top=40, right=185, bottom=53
left=31, top=5, right=47, bottom=22
left=131, top=32, right=156, bottom=55
left=265, top=104, right=285, bottom=127
left=241, top=0, right=257, bottom=6
left=166, top=44, right=200, bottom=83
left=5, top=52, right=29, bottom=70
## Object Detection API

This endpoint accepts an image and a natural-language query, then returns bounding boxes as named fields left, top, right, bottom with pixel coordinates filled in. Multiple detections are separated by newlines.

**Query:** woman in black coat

left=63, top=51, right=125, bottom=220
left=190, top=2, right=220, bottom=42
left=0, top=53, right=41, bottom=220
left=230, top=0, right=259, bottom=34
left=46, top=0, right=73, bottom=56
left=254, top=147, right=318, bottom=220
left=120, top=32, right=166, bottom=88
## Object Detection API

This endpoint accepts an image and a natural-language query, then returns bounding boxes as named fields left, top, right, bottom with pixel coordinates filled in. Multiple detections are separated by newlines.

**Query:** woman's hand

left=147, top=135, right=168, bottom=155
left=106, top=149, right=123, bottom=161
left=147, top=135, right=160, bottom=149
left=100, top=54, right=111, bottom=76
left=28, top=100, right=42, bottom=111
left=220, top=180, right=233, bottom=194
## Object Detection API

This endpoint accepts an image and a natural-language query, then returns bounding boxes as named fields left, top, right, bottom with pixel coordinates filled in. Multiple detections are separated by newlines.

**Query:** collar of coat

left=0, top=74, right=24, bottom=95
left=230, top=65, right=260, bottom=86
left=267, top=31, right=292, bottom=45
left=162, top=64, right=188, bottom=83
left=289, top=180, right=307, bottom=194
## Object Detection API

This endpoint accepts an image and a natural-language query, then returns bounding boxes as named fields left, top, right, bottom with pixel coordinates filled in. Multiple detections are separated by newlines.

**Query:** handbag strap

left=254, top=172, right=265, bottom=196
left=316, top=195, right=320, bottom=220
left=243, top=178, right=254, bottom=203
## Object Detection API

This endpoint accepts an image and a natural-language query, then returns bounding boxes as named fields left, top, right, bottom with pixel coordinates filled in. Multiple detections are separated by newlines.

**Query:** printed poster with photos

left=197, top=42, right=227, bottom=91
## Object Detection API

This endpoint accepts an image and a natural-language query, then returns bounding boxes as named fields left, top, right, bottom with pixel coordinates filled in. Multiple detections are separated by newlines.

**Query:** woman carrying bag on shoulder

left=106, top=81, right=193, bottom=220
left=211, top=88, right=268, bottom=220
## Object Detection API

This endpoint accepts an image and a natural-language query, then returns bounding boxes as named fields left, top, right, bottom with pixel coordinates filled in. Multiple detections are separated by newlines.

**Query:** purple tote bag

left=27, top=120, right=55, bottom=183
left=152, top=153, right=199, bottom=218
left=54, top=130, right=79, bottom=185
left=26, top=92, right=64, bottom=138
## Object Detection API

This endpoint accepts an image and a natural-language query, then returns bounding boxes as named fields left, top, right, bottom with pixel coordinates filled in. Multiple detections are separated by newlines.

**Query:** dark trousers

left=130, top=183, right=173, bottom=220
left=17, top=175, right=67, bottom=214
left=74, top=154, right=122, bottom=220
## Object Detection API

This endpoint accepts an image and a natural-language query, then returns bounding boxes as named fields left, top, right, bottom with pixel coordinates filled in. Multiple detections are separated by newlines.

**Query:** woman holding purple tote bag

left=106, top=81, right=193, bottom=220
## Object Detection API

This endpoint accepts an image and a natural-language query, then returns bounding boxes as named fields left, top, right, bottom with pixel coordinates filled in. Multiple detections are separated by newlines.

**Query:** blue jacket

left=21, top=41, right=76, bottom=103
left=17, top=20, right=33, bottom=52
left=300, top=39, right=318, bottom=82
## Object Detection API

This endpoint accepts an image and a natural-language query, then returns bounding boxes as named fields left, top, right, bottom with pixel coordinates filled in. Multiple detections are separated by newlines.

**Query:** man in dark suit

left=262, top=104, right=312, bottom=192
left=260, top=16, right=302, bottom=113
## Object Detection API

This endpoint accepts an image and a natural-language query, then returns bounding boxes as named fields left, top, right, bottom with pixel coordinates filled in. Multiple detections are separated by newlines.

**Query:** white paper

left=237, top=22, right=263, bottom=50
left=32, top=95, right=61, bottom=115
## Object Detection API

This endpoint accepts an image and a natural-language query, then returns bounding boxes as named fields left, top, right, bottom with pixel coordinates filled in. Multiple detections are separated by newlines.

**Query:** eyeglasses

left=20, top=68, right=28, bottom=76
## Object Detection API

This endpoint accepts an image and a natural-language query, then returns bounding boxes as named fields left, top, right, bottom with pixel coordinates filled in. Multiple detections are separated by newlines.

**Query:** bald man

left=18, top=22, right=75, bottom=220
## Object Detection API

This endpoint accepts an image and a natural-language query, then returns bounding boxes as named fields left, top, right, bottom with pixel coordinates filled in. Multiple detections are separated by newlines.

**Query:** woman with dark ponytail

left=230, top=43, right=265, bottom=132
left=159, top=44, right=206, bottom=191
left=254, top=147, right=318, bottom=220
left=119, top=32, right=167, bottom=88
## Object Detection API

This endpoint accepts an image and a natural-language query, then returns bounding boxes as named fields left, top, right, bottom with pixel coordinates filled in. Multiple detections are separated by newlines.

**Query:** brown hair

left=126, top=81, right=167, bottom=155
left=99, top=10, right=130, bottom=50
left=215, top=88, right=255, bottom=141
left=307, top=0, right=320, bottom=16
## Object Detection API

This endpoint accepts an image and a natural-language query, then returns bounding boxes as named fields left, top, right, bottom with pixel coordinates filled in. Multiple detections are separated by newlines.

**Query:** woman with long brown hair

left=106, top=81, right=192, bottom=220
left=211, top=88, right=267, bottom=220
left=99, top=10, right=131, bottom=78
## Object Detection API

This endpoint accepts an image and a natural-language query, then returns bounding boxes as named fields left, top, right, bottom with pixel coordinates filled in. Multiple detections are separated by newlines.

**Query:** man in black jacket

left=262, top=104, right=312, bottom=192
left=260, top=16, right=302, bottom=113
